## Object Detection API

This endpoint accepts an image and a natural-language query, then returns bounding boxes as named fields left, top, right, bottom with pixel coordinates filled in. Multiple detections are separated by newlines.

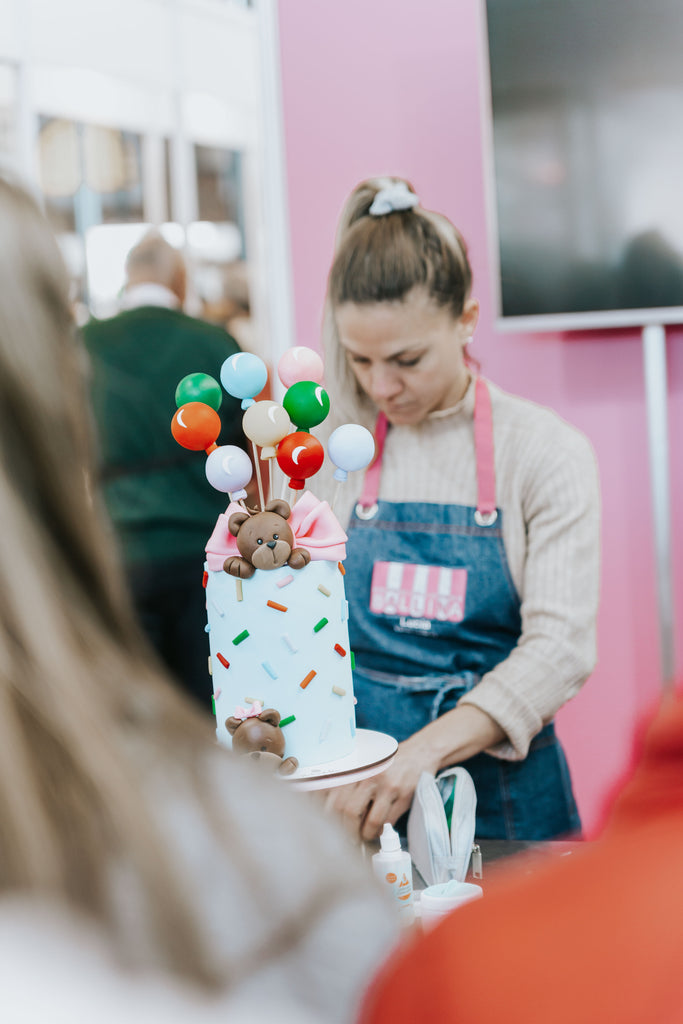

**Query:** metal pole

left=642, top=324, right=676, bottom=689
left=256, top=0, right=297, bottom=401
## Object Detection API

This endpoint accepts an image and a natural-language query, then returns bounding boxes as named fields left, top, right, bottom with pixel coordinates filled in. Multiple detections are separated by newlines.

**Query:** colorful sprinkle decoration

left=334, top=643, right=347, bottom=657
left=236, top=579, right=243, bottom=602
left=207, top=655, right=212, bottom=675
left=232, top=630, right=249, bottom=645
left=204, top=623, right=211, bottom=633
left=300, top=670, right=316, bottom=690
left=216, top=652, right=230, bottom=669
left=267, top=600, right=288, bottom=612
left=211, top=598, right=225, bottom=617
left=350, top=650, right=356, bottom=670
left=262, top=661, right=278, bottom=679
left=202, top=571, right=208, bottom=588
left=276, top=575, right=294, bottom=589
left=338, top=562, right=346, bottom=576
left=279, top=715, right=296, bottom=728
left=313, top=617, right=328, bottom=633
left=211, top=695, right=216, bottom=716
left=317, top=584, right=331, bottom=597
left=215, top=688, right=222, bottom=698
left=282, top=634, right=298, bottom=653
left=245, top=696, right=263, bottom=704
left=332, top=686, right=346, bottom=697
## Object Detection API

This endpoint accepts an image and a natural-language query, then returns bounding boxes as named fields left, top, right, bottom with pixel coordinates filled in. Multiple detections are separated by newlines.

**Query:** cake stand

left=283, top=728, right=398, bottom=791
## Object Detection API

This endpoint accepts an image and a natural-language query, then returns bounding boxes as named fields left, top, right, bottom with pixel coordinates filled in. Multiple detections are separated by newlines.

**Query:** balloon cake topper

left=171, top=346, right=375, bottom=524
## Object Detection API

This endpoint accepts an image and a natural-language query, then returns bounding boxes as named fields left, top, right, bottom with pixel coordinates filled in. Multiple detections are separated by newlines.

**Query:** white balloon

left=205, top=445, right=252, bottom=496
left=328, top=424, right=376, bottom=482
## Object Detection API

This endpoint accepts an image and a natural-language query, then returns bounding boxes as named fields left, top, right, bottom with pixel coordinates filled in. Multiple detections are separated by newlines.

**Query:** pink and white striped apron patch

left=369, top=561, right=468, bottom=623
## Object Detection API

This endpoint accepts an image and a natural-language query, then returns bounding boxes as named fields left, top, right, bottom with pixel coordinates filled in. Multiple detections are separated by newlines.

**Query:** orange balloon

left=171, top=402, right=221, bottom=451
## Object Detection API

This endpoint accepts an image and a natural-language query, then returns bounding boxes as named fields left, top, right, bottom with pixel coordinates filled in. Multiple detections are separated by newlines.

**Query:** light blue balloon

left=328, top=424, right=376, bottom=482
left=205, top=445, right=252, bottom=498
left=220, top=353, right=268, bottom=410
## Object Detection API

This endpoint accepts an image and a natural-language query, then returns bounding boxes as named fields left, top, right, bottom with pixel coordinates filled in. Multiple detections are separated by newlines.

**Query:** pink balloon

left=278, top=346, right=324, bottom=388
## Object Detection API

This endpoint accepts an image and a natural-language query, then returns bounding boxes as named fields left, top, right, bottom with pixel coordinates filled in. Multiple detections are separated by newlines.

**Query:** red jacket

left=360, top=691, right=683, bottom=1024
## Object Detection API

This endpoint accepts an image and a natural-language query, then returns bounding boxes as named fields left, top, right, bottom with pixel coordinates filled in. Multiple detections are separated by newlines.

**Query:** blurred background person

left=0, top=174, right=397, bottom=1021
left=82, top=231, right=247, bottom=708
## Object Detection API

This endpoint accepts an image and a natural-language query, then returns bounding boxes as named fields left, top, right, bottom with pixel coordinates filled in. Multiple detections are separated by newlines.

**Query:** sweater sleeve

left=458, top=425, right=601, bottom=760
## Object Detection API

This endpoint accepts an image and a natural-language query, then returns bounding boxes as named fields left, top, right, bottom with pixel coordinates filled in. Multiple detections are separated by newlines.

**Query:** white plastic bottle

left=372, top=823, right=415, bottom=926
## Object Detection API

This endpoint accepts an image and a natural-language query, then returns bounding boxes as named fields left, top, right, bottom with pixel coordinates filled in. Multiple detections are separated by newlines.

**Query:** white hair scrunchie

left=368, top=181, right=420, bottom=216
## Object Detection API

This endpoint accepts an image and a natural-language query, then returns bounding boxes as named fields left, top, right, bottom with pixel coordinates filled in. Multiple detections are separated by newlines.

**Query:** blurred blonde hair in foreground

left=0, top=176, right=396, bottom=1013
left=0, top=173, right=224, bottom=981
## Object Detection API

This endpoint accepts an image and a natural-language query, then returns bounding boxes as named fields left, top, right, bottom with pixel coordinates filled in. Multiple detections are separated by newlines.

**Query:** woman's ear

left=459, top=297, right=480, bottom=339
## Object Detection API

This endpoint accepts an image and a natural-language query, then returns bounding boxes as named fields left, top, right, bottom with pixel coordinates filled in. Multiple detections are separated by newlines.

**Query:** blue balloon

left=328, top=424, right=376, bottom=482
left=205, top=445, right=252, bottom=498
left=220, top=353, right=268, bottom=410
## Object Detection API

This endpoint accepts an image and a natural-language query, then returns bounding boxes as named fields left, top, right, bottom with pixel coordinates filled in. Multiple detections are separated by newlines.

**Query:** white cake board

left=282, top=728, right=398, bottom=791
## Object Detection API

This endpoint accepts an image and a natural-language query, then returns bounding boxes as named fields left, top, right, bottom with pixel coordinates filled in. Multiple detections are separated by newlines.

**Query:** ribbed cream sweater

left=326, top=377, right=601, bottom=761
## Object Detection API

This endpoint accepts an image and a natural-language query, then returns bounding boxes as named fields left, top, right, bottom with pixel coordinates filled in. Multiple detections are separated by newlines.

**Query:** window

left=38, top=118, right=144, bottom=319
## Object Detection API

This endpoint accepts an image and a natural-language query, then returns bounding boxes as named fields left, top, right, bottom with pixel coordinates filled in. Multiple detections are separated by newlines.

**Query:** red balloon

left=171, top=402, right=221, bottom=451
left=276, top=431, right=324, bottom=489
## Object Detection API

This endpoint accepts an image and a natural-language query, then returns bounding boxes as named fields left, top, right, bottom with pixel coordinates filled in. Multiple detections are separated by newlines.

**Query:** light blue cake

left=205, top=558, right=356, bottom=767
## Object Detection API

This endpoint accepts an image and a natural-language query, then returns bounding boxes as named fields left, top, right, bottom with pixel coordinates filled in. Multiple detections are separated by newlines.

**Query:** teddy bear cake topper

left=170, top=346, right=376, bottom=519
left=226, top=703, right=299, bottom=776
left=224, top=498, right=311, bottom=578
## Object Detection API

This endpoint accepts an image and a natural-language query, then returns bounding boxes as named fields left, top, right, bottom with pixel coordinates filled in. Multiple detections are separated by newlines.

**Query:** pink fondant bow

left=232, top=700, right=264, bottom=722
left=205, top=491, right=347, bottom=572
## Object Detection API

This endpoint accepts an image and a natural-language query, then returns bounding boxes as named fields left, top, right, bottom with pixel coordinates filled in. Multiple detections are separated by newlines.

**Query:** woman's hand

left=325, top=704, right=505, bottom=842
left=325, top=732, right=441, bottom=842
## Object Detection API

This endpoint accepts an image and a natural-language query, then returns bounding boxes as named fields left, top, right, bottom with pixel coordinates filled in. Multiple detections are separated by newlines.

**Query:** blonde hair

left=322, top=176, right=474, bottom=427
left=0, top=178, right=351, bottom=988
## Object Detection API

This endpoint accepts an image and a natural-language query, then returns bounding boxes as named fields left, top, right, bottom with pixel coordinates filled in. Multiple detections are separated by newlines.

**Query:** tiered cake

left=204, top=492, right=356, bottom=767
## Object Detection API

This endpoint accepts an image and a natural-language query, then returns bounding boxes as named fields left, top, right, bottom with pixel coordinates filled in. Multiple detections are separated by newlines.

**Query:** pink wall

left=277, top=0, right=683, bottom=832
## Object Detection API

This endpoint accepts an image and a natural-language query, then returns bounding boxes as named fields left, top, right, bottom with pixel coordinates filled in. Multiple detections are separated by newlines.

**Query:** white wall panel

left=178, top=8, right=258, bottom=107
left=27, top=0, right=174, bottom=85
left=0, top=2, right=20, bottom=62
left=32, top=65, right=173, bottom=133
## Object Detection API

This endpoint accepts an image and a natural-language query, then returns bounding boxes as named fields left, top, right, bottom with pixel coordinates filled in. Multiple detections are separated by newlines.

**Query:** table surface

left=408, top=838, right=585, bottom=890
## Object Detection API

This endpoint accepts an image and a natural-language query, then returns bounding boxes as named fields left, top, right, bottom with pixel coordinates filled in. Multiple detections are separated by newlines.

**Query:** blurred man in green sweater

left=83, top=232, right=245, bottom=708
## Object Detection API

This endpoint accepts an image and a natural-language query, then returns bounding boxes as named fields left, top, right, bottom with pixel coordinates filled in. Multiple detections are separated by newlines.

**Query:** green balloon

left=175, top=373, right=222, bottom=411
left=283, top=380, right=330, bottom=430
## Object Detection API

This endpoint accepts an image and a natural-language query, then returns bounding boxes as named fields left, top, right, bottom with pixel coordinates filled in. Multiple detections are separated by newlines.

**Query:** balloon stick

left=331, top=479, right=342, bottom=514
left=251, top=442, right=266, bottom=510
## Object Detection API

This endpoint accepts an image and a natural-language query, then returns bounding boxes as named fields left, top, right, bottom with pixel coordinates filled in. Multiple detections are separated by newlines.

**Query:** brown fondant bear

left=226, top=707, right=299, bottom=776
left=223, top=498, right=311, bottom=579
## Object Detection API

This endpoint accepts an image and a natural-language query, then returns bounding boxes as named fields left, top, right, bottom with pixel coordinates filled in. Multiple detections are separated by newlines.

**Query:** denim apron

left=345, top=378, right=580, bottom=840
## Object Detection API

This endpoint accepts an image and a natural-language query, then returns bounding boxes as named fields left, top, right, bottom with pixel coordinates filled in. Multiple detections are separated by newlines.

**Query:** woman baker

left=322, top=177, right=600, bottom=842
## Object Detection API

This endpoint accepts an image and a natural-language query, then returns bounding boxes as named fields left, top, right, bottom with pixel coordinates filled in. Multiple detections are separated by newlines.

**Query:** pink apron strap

left=356, top=412, right=388, bottom=516
left=356, top=379, right=498, bottom=525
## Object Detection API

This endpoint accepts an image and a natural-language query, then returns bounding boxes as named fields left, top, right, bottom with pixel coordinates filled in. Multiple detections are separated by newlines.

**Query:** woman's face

left=336, top=289, right=479, bottom=426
